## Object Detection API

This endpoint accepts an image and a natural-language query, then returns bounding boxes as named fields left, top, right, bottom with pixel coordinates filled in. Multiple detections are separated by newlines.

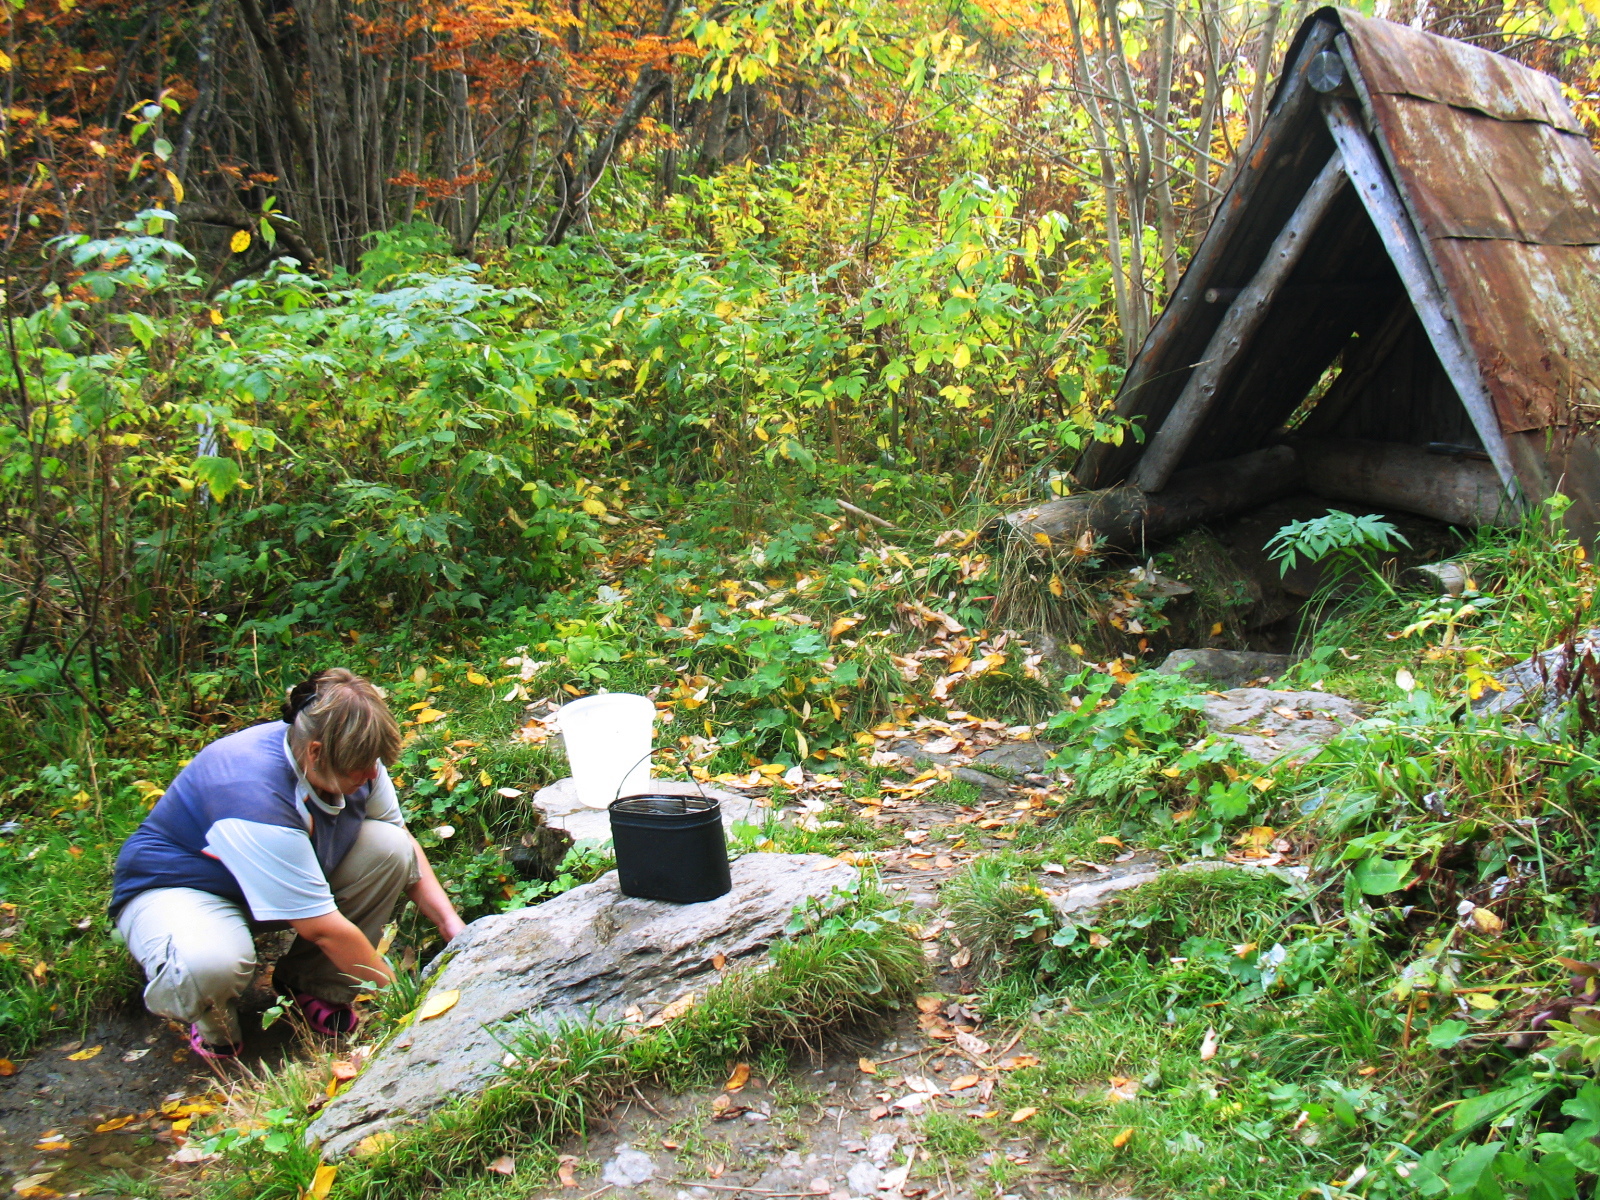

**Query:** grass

left=200, top=882, right=923, bottom=1200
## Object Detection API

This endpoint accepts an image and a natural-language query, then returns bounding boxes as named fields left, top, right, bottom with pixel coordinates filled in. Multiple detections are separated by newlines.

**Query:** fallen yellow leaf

left=303, top=1163, right=337, bottom=1200
left=1112, top=1126, right=1134, bottom=1149
left=1009, top=1107, right=1038, bottom=1123
left=416, top=989, right=461, bottom=1021
left=948, top=1074, right=981, bottom=1091
left=354, top=1132, right=396, bottom=1158
left=858, top=1057, right=879, bottom=1075
left=413, top=708, right=447, bottom=724
left=466, top=669, right=489, bottom=686
left=66, top=1046, right=102, bottom=1061
left=723, top=1063, right=751, bottom=1092
left=0, top=1059, right=14, bottom=1076
left=94, top=1115, right=135, bottom=1133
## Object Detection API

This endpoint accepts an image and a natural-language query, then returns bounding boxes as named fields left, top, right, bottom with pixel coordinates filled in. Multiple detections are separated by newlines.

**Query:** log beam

left=1319, top=95, right=1523, bottom=505
left=1006, top=446, right=1300, bottom=550
left=1004, top=439, right=1514, bottom=552
left=1295, top=437, right=1511, bottom=526
left=1129, top=154, right=1348, bottom=494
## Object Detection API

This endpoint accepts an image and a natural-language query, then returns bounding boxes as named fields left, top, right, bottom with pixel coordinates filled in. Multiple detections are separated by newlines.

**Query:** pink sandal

left=292, top=992, right=359, bottom=1036
left=189, top=1024, right=242, bottom=1060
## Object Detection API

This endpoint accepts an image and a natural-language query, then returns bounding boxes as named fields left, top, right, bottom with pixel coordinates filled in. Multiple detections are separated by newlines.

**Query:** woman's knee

left=336, top=819, right=418, bottom=889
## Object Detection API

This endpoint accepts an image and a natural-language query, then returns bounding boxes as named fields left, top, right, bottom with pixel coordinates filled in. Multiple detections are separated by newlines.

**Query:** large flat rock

left=310, top=852, right=857, bottom=1158
left=1202, top=688, right=1365, bottom=764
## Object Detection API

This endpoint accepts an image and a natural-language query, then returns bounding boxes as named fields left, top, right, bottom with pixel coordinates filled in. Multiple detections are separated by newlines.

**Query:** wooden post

left=1319, top=97, right=1523, bottom=505
left=1129, top=154, right=1348, bottom=493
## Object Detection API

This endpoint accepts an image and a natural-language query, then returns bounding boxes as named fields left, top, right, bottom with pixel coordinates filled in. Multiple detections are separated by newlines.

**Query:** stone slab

left=1201, top=688, right=1366, bottom=764
left=309, top=852, right=857, bottom=1158
left=1158, top=648, right=1292, bottom=689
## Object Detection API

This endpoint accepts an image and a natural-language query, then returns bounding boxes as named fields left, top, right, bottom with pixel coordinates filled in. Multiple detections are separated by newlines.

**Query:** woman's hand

left=406, top=836, right=468, bottom=944
left=288, top=911, right=394, bottom=989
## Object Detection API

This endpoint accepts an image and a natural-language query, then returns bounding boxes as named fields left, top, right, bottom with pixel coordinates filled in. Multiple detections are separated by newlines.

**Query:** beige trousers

left=116, top=819, right=419, bottom=1045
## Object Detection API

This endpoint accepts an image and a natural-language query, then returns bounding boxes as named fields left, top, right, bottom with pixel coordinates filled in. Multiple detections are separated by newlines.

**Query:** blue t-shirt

left=110, top=721, right=406, bottom=921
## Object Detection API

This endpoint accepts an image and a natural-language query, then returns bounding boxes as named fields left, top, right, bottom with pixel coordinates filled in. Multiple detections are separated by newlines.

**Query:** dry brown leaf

left=557, top=1155, right=580, bottom=1187
left=712, top=953, right=727, bottom=971
left=708, top=1162, right=727, bottom=1179
left=331, top=1060, right=359, bottom=1082
left=996, top=1054, right=1039, bottom=1071
left=644, top=992, right=697, bottom=1027
left=948, top=1074, right=982, bottom=1091
left=1557, top=956, right=1599, bottom=976
left=1199, top=1027, right=1220, bottom=1061
left=949, top=947, right=972, bottom=970
left=955, top=1030, right=991, bottom=1059
left=416, top=989, right=461, bottom=1021
left=723, top=1063, right=751, bottom=1092
left=915, top=995, right=943, bottom=1014
left=858, top=1057, right=879, bottom=1075
left=1111, top=1127, right=1134, bottom=1150
left=1107, top=1076, right=1141, bottom=1102
left=487, top=1156, right=515, bottom=1176
left=1470, top=907, right=1506, bottom=935
left=868, top=1105, right=890, bottom=1121
left=1009, top=1107, right=1038, bottom=1123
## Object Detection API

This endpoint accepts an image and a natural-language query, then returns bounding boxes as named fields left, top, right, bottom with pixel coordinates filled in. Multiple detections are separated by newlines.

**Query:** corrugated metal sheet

left=1342, top=9, right=1600, bottom=437
left=1367, top=96, right=1600, bottom=243
left=1075, top=5, right=1600, bottom=529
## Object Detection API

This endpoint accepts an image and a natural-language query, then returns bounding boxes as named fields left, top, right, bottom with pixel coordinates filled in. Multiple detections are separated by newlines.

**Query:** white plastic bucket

left=558, top=693, right=656, bottom=810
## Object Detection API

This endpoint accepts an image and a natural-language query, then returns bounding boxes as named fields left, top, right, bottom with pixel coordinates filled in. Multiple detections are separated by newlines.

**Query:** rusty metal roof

left=1075, top=7, right=1600, bottom=500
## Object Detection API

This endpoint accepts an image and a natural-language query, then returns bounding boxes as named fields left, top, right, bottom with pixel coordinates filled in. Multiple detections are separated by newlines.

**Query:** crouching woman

left=108, top=668, right=466, bottom=1057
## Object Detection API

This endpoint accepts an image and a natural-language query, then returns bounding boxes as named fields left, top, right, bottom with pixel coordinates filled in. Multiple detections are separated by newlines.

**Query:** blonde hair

left=284, top=668, right=401, bottom=773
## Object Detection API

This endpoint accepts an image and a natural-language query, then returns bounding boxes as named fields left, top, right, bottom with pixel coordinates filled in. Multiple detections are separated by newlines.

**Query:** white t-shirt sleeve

left=364, top=764, right=407, bottom=828
left=204, top=818, right=338, bottom=921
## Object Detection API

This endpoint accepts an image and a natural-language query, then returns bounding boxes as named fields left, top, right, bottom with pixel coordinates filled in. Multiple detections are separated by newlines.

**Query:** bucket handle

left=612, top=744, right=713, bottom=805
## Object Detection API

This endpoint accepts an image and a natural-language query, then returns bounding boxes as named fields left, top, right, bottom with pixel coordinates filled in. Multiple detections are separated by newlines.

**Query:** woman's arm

left=287, top=911, right=394, bottom=988
left=407, top=836, right=467, bottom=943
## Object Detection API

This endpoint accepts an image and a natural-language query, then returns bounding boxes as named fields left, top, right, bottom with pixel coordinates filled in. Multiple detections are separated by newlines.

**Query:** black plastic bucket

left=608, top=794, right=732, bottom=903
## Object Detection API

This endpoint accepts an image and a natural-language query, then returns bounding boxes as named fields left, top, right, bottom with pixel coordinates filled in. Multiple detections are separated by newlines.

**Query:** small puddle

left=5, top=1123, right=176, bottom=1195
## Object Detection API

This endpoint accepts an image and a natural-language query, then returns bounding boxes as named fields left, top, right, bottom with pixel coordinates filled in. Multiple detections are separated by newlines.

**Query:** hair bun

left=282, top=672, right=325, bottom=725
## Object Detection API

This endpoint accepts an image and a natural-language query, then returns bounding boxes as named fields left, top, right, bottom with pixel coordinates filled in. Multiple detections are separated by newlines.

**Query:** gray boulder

left=1472, top=628, right=1600, bottom=721
left=1202, top=688, right=1365, bottom=764
left=1158, top=648, right=1291, bottom=689
left=309, top=852, right=858, bottom=1158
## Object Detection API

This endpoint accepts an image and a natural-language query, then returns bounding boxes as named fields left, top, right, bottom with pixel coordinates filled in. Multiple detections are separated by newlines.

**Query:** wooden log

left=1005, top=446, right=1299, bottom=550
left=1319, top=96, right=1523, bottom=505
left=1295, top=436, right=1512, bottom=526
left=1129, top=153, right=1349, bottom=494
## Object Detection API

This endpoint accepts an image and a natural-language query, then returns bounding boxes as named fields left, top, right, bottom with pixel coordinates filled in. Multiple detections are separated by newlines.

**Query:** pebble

left=846, top=1161, right=882, bottom=1194
left=602, top=1144, right=657, bottom=1187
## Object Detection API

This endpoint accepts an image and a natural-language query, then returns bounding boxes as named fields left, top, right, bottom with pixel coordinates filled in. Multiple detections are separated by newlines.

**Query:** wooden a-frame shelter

left=1012, top=8, right=1600, bottom=550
